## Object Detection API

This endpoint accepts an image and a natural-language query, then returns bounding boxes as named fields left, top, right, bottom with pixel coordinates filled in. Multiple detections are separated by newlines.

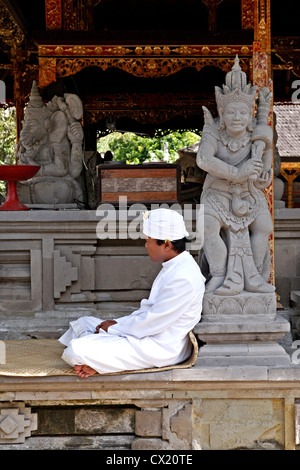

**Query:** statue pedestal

left=194, top=292, right=291, bottom=367
left=202, top=291, right=277, bottom=320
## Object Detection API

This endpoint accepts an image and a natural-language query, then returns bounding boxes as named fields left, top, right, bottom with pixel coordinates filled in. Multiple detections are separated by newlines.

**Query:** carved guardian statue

left=197, top=56, right=275, bottom=296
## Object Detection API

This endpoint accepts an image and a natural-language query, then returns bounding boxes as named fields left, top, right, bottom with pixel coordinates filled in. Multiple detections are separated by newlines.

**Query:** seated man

left=59, top=208, right=205, bottom=378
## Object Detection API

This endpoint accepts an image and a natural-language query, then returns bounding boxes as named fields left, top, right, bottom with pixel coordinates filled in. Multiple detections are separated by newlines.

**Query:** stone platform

left=0, top=348, right=300, bottom=450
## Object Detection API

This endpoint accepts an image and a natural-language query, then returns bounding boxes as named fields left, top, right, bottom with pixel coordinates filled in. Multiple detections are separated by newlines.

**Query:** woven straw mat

left=0, top=331, right=198, bottom=377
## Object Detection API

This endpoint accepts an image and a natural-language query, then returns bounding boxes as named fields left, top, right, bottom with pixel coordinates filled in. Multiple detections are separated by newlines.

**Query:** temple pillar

left=252, top=0, right=274, bottom=286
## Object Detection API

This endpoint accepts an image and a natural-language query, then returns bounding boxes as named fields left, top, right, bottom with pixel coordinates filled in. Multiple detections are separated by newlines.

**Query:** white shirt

left=60, top=250, right=205, bottom=372
left=107, top=250, right=205, bottom=366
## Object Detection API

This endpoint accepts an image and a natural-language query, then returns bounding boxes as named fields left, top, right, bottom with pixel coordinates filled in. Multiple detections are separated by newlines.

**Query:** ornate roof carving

left=0, top=0, right=25, bottom=50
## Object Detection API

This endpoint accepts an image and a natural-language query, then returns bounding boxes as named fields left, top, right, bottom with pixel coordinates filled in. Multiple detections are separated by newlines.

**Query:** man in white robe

left=59, top=208, right=205, bottom=377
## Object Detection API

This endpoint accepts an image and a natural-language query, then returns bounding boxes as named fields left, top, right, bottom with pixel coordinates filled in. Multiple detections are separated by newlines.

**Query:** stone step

left=0, top=309, right=133, bottom=340
left=291, top=291, right=300, bottom=305
left=194, top=314, right=291, bottom=344
left=198, top=342, right=292, bottom=367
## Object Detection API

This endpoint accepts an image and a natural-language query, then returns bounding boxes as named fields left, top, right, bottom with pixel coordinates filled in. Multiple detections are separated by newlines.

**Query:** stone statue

left=17, top=81, right=84, bottom=205
left=197, top=56, right=275, bottom=296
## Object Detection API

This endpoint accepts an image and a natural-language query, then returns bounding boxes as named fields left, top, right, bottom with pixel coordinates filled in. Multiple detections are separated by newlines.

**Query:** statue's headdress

left=24, top=81, right=51, bottom=121
left=215, top=55, right=257, bottom=111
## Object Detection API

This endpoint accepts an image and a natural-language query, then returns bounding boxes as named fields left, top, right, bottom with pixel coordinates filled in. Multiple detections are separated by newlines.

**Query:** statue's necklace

left=220, top=129, right=251, bottom=152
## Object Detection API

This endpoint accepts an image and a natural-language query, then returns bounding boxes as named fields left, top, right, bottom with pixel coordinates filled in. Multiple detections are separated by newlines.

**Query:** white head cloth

left=143, top=208, right=189, bottom=241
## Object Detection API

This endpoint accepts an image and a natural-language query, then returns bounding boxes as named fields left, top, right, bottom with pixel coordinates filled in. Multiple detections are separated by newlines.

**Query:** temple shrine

left=0, top=0, right=300, bottom=452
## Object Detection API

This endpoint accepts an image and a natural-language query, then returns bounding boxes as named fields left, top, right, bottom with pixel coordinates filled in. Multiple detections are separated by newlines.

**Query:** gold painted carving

left=85, top=108, right=199, bottom=126
left=39, top=44, right=252, bottom=58
left=63, top=0, right=95, bottom=31
left=252, top=3, right=274, bottom=284
left=63, top=0, right=77, bottom=30
left=0, top=0, right=25, bottom=48
left=45, top=0, right=96, bottom=31
left=254, top=0, right=271, bottom=55
left=45, top=0, right=62, bottom=30
left=38, top=44, right=252, bottom=87
left=272, top=37, right=300, bottom=77
left=241, top=0, right=255, bottom=30
left=83, top=92, right=214, bottom=125
left=55, top=56, right=250, bottom=81
left=39, top=58, right=57, bottom=89
left=252, top=41, right=269, bottom=90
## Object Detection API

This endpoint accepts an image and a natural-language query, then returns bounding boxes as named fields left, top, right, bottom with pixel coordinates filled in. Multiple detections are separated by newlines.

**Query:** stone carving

left=17, top=81, right=84, bottom=205
left=53, top=250, right=78, bottom=299
left=202, top=291, right=277, bottom=318
left=0, top=403, right=37, bottom=443
left=197, top=56, right=275, bottom=296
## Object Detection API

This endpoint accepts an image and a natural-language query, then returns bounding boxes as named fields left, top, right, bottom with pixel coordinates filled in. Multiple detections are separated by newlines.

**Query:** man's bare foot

left=74, top=364, right=98, bottom=378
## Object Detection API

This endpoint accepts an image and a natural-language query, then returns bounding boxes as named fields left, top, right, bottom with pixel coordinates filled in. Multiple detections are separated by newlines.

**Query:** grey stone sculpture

left=17, top=81, right=84, bottom=205
left=197, top=56, right=275, bottom=296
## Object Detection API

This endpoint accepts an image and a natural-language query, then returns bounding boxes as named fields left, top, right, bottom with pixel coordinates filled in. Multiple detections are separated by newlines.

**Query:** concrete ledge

left=1, top=360, right=300, bottom=389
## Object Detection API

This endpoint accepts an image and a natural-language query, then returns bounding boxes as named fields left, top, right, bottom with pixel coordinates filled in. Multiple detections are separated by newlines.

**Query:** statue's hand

left=251, top=141, right=265, bottom=160
left=22, top=146, right=37, bottom=164
left=258, top=87, right=272, bottom=107
left=18, top=153, right=28, bottom=165
left=56, top=96, right=67, bottom=112
left=67, top=121, right=84, bottom=144
left=254, top=168, right=273, bottom=189
left=235, top=159, right=263, bottom=183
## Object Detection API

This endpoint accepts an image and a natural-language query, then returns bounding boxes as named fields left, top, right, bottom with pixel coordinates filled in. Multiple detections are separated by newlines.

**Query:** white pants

left=59, top=316, right=152, bottom=374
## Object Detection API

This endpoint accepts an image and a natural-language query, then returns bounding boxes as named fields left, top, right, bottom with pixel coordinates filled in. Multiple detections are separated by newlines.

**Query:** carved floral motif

left=0, top=0, right=25, bottom=47
left=241, top=0, right=255, bottom=30
left=38, top=43, right=252, bottom=86
left=38, top=46, right=251, bottom=87
left=45, top=0, right=62, bottom=30
left=38, top=44, right=252, bottom=58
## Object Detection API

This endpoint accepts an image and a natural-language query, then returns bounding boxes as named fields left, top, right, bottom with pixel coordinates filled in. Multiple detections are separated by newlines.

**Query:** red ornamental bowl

left=0, top=165, right=40, bottom=181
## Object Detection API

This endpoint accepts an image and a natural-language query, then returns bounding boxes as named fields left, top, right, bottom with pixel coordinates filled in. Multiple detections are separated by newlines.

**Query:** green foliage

left=97, top=131, right=200, bottom=164
left=0, top=107, right=17, bottom=193
left=0, top=107, right=17, bottom=164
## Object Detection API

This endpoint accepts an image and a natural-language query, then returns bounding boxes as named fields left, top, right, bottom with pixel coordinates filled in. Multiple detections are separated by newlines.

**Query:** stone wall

left=0, top=210, right=161, bottom=339
left=0, top=399, right=285, bottom=450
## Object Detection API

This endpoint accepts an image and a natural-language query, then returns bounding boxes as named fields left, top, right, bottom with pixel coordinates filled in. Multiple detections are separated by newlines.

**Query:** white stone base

left=195, top=313, right=291, bottom=367
left=197, top=342, right=291, bottom=367
left=195, top=314, right=290, bottom=344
